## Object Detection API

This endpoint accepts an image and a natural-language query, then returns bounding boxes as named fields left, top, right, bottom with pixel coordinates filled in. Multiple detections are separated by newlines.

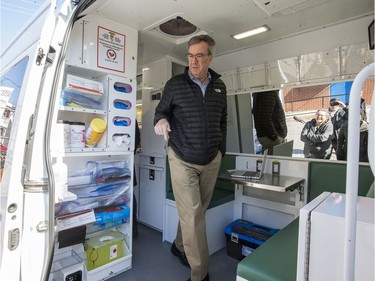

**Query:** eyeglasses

left=186, top=53, right=210, bottom=61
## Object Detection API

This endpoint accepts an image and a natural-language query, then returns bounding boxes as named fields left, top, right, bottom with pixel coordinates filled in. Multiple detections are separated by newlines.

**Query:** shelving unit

left=48, top=14, right=138, bottom=281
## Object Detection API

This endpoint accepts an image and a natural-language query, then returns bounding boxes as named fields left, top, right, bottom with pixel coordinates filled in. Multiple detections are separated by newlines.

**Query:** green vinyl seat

left=166, top=154, right=236, bottom=209
left=237, top=218, right=299, bottom=281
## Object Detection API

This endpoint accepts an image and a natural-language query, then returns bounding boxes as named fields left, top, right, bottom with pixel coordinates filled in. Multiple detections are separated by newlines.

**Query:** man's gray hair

left=316, top=108, right=330, bottom=118
left=188, top=35, right=216, bottom=56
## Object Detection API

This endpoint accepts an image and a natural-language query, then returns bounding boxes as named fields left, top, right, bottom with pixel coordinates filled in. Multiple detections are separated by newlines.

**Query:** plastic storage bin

left=225, top=219, right=278, bottom=260
left=94, top=204, right=130, bottom=228
left=85, top=230, right=125, bottom=270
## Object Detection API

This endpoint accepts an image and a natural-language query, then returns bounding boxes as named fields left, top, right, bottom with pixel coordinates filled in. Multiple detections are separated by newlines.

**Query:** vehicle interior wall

left=135, top=12, right=373, bottom=150
left=209, top=16, right=374, bottom=155
left=212, top=15, right=374, bottom=73
left=226, top=94, right=255, bottom=154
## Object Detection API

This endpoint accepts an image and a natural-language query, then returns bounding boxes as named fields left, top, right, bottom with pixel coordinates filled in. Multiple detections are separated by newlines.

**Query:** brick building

left=283, top=79, right=374, bottom=112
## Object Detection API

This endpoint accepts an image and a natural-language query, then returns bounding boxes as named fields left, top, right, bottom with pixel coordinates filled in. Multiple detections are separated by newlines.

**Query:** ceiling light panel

left=233, top=25, right=270, bottom=40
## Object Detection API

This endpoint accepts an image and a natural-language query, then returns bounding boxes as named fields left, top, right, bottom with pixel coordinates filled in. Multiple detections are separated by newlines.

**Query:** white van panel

left=65, top=14, right=138, bottom=79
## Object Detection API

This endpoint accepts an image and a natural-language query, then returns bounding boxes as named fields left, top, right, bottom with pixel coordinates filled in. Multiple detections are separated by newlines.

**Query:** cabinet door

left=138, top=165, right=165, bottom=230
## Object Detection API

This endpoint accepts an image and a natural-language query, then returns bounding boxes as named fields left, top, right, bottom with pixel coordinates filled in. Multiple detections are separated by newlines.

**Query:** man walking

left=154, top=35, right=227, bottom=281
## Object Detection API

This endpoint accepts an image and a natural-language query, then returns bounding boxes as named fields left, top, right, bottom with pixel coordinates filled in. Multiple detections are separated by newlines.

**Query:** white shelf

left=65, top=147, right=107, bottom=153
left=49, top=250, right=83, bottom=281
left=51, top=150, right=133, bottom=158
left=58, top=105, right=106, bottom=115
left=56, top=190, right=77, bottom=203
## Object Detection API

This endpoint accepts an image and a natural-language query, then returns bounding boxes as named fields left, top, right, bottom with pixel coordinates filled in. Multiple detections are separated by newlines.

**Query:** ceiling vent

left=253, top=0, right=329, bottom=16
left=160, top=16, right=197, bottom=36
left=144, top=13, right=208, bottom=45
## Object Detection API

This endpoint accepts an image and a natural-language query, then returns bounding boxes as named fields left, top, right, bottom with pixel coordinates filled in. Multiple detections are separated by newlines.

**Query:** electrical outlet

left=256, top=159, right=262, bottom=172
left=272, top=161, right=280, bottom=175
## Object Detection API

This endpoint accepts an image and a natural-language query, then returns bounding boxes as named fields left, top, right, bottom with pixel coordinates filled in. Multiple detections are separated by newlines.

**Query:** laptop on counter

left=230, top=149, right=268, bottom=180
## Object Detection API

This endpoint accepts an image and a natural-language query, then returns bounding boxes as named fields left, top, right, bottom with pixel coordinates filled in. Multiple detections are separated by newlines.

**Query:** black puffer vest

left=154, top=67, right=227, bottom=165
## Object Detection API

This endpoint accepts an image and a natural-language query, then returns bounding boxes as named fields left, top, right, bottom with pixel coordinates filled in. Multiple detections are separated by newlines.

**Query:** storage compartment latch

left=231, top=233, right=239, bottom=243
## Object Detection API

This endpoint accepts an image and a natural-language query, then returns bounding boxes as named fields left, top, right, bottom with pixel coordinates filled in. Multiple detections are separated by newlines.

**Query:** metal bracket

left=36, top=48, right=45, bottom=66
left=298, top=183, right=305, bottom=201
left=37, top=221, right=49, bottom=233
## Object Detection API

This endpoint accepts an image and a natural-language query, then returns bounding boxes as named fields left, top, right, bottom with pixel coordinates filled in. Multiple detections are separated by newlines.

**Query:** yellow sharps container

left=85, top=230, right=125, bottom=270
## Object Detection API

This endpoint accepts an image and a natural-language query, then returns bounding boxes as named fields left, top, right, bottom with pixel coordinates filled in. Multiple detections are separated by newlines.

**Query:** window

left=0, top=56, right=29, bottom=180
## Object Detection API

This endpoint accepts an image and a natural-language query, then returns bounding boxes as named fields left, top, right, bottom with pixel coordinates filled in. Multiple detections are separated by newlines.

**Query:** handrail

left=344, top=62, right=374, bottom=281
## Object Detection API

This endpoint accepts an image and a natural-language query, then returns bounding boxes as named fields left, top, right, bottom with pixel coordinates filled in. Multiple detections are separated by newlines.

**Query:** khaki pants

left=168, top=147, right=222, bottom=281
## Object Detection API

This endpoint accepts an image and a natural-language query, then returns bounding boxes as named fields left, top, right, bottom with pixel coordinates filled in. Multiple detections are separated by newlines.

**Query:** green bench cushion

left=237, top=218, right=299, bottom=281
left=166, top=154, right=236, bottom=209
left=166, top=188, right=234, bottom=209
left=308, top=162, right=374, bottom=202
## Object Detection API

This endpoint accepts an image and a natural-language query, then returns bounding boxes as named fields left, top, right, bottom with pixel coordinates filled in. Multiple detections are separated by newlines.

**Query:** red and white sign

left=97, top=26, right=126, bottom=73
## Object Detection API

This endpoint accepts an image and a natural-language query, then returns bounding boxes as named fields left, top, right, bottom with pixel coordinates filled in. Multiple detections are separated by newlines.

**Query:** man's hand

left=154, top=118, right=171, bottom=141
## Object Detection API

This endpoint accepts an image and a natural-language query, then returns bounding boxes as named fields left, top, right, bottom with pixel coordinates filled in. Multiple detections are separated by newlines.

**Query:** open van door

left=0, top=1, right=93, bottom=279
